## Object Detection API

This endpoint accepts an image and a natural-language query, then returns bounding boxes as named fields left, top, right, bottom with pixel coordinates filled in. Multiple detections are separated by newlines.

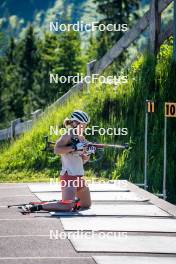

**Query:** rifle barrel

left=89, top=143, right=128, bottom=149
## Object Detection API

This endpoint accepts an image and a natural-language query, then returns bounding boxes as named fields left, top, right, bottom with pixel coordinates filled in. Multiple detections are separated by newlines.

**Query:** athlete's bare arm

left=81, top=154, right=90, bottom=164
left=54, top=133, right=90, bottom=162
left=54, top=134, right=74, bottom=155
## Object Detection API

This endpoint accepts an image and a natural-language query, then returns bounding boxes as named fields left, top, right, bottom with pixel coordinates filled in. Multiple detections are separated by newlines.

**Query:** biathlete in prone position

left=20, top=110, right=95, bottom=214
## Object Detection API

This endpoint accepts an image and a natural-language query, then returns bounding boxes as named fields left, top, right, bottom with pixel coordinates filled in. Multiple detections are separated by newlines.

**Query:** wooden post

left=10, top=118, right=21, bottom=139
left=174, top=0, right=176, bottom=61
left=149, top=0, right=161, bottom=54
left=86, top=60, right=97, bottom=92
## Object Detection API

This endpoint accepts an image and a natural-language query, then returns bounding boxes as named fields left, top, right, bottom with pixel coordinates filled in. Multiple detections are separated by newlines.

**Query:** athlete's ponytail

left=63, top=118, right=72, bottom=127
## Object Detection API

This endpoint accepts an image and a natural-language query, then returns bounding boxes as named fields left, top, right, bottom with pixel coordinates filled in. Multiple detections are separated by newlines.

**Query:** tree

left=4, top=38, right=24, bottom=119
left=6, top=37, right=15, bottom=65
left=0, top=32, right=8, bottom=56
left=17, top=25, right=40, bottom=116
left=174, top=0, right=176, bottom=61
left=36, top=32, right=61, bottom=106
left=0, top=25, right=84, bottom=128
left=57, top=30, right=83, bottom=93
left=0, top=58, right=6, bottom=127
left=36, top=30, right=83, bottom=106
left=94, top=0, right=139, bottom=57
left=85, top=33, right=98, bottom=62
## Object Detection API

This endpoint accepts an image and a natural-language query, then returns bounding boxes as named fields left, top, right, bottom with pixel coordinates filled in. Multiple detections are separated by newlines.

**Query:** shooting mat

left=69, top=235, right=176, bottom=253
left=50, top=204, right=170, bottom=217
left=60, top=216, right=176, bottom=232
left=28, top=182, right=129, bottom=193
left=34, top=191, right=149, bottom=202
left=93, top=256, right=176, bottom=264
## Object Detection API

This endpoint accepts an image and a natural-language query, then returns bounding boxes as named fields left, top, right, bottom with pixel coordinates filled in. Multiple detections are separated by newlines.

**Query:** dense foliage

left=93, top=0, right=140, bottom=57
left=0, top=26, right=83, bottom=128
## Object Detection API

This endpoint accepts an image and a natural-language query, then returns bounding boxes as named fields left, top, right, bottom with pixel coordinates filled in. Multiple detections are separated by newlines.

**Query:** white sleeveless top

left=60, top=151, right=84, bottom=176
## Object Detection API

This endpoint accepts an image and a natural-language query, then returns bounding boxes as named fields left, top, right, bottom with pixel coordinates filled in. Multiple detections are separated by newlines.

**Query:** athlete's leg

left=42, top=178, right=76, bottom=211
left=20, top=198, right=75, bottom=213
left=42, top=192, right=75, bottom=211
left=76, top=186, right=91, bottom=209
left=21, top=184, right=76, bottom=213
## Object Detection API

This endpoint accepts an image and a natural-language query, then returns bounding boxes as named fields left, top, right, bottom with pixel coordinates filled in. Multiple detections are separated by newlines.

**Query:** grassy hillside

left=0, top=40, right=175, bottom=203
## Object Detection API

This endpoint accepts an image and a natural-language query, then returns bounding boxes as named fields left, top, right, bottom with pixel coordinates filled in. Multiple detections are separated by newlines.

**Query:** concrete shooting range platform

left=93, top=256, right=176, bottom=264
left=69, top=235, right=176, bottom=253
left=33, top=191, right=149, bottom=202
left=60, top=217, right=176, bottom=232
left=28, top=181, right=130, bottom=193
left=50, top=204, right=169, bottom=217
left=0, top=180, right=176, bottom=264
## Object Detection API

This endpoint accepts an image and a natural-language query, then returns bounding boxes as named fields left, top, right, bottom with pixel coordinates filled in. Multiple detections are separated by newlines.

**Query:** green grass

left=0, top=39, right=176, bottom=203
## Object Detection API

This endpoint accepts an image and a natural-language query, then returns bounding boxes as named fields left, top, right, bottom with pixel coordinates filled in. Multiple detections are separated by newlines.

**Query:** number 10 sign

left=165, top=102, right=176, bottom=117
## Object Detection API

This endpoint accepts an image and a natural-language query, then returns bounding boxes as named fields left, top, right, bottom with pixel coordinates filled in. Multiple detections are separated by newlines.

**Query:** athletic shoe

left=72, top=197, right=81, bottom=211
left=19, top=204, right=33, bottom=214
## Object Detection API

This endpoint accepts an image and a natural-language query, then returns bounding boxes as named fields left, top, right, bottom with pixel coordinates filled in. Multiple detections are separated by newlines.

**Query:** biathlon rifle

left=8, top=198, right=81, bottom=212
left=70, top=137, right=129, bottom=150
left=42, top=136, right=129, bottom=162
left=42, top=136, right=128, bottom=151
left=7, top=200, right=58, bottom=208
left=42, top=136, right=55, bottom=152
